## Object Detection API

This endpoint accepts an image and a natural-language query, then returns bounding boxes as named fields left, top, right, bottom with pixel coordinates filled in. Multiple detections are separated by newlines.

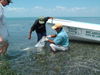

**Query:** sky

left=4, top=0, right=100, bottom=17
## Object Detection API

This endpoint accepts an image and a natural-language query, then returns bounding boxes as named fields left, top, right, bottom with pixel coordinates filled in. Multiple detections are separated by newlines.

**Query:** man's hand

left=47, top=35, right=51, bottom=38
left=28, top=35, right=31, bottom=40
left=47, top=35, right=56, bottom=38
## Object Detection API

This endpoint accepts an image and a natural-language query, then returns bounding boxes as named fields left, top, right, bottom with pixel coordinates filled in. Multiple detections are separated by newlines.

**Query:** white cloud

left=55, top=6, right=66, bottom=10
left=5, top=6, right=100, bottom=17
left=6, top=7, right=26, bottom=12
left=70, top=7, right=86, bottom=12
left=34, top=6, right=44, bottom=9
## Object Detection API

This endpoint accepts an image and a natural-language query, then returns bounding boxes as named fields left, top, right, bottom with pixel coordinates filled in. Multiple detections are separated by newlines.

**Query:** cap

left=39, top=16, right=45, bottom=24
left=52, top=23, right=63, bottom=30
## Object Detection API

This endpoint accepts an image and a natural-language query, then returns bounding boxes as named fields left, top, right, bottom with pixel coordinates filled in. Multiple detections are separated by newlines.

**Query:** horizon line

left=6, top=16, right=100, bottom=18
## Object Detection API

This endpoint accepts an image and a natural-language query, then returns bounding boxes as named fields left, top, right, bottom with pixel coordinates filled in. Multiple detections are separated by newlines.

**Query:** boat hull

left=47, top=19, right=100, bottom=43
left=63, top=26, right=100, bottom=43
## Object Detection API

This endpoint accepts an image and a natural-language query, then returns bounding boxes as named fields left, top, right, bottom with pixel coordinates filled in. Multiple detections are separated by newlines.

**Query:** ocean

left=0, top=17, right=100, bottom=75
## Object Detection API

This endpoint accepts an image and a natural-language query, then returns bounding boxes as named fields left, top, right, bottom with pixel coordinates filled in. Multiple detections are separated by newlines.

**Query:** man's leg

left=37, top=33, right=42, bottom=42
left=37, top=32, right=47, bottom=42
left=49, top=44, right=56, bottom=53
left=42, top=32, right=47, bottom=36
left=0, top=37, right=4, bottom=54
left=50, top=44, right=69, bottom=52
left=2, top=41, right=9, bottom=55
left=0, top=41, right=9, bottom=55
left=0, top=49, right=2, bottom=54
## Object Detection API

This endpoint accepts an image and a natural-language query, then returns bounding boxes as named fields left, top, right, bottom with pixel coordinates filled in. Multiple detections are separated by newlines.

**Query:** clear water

left=0, top=17, right=100, bottom=75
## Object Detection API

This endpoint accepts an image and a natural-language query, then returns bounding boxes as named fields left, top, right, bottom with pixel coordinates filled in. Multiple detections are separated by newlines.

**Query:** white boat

left=47, top=19, right=100, bottom=43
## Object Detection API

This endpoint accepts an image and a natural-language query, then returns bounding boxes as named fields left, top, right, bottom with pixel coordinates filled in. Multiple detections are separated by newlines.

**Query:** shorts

left=37, top=32, right=46, bottom=42
left=49, top=43, right=69, bottom=52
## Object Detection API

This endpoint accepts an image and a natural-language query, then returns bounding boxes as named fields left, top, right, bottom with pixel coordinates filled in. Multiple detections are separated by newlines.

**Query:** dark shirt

left=31, top=17, right=50, bottom=33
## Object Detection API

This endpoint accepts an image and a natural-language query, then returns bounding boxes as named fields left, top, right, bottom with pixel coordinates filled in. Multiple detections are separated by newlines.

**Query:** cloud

left=6, top=7, right=26, bottom=12
left=5, top=7, right=29, bottom=17
left=55, top=6, right=66, bottom=10
left=5, top=6, right=100, bottom=17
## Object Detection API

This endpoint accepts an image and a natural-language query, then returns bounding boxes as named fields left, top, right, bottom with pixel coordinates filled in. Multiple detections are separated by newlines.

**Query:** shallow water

left=1, top=41, right=100, bottom=75
left=0, top=17, right=100, bottom=75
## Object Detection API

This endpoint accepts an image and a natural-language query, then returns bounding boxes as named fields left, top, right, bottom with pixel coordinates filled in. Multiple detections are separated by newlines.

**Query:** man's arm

left=0, top=6, right=3, bottom=19
left=46, top=34, right=56, bottom=44
left=28, top=19, right=38, bottom=39
left=47, top=34, right=57, bottom=38
left=28, top=28, right=33, bottom=40
left=48, top=17, right=53, bottom=19
left=45, top=17, right=54, bottom=21
left=47, top=39, right=55, bottom=44
left=28, top=24, right=36, bottom=40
